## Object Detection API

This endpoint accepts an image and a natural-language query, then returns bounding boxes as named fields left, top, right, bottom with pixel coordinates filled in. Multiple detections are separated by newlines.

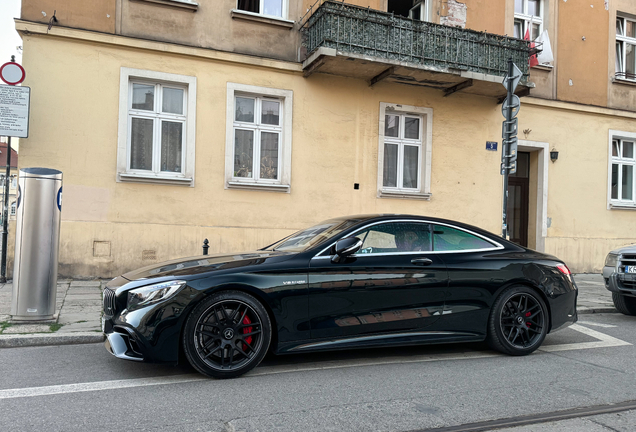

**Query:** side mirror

left=331, top=237, right=362, bottom=263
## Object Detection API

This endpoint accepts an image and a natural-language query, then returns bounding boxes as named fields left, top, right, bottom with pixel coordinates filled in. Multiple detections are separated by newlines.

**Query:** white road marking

left=539, top=324, right=631, bottom=352
left=576, top=321, right=617, bottom=328
left=0, top=325, right=631, bottom=400
left=0, top=375, right=207, bottom=400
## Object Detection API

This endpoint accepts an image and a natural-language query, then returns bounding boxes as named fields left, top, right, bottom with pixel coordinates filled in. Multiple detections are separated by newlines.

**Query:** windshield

left=265, top=219, right=359, bottom=253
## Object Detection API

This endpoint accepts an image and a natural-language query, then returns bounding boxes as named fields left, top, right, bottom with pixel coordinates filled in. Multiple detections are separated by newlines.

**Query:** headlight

left=127, top=280, right=186, bottom=310
left=605, top=253, right=618, bottom=268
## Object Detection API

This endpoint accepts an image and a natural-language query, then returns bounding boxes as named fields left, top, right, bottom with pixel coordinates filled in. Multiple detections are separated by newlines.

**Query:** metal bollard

left=202, top=239, right=209, bottom=255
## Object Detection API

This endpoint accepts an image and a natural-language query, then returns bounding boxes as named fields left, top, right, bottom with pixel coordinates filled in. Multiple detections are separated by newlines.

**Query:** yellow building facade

left=11, top=0, right=636, bottom=276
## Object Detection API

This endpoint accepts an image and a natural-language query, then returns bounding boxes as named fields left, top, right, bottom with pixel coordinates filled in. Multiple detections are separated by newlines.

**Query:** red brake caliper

left=242, top=315, right=253, bottom=350
left=525, top=311, right=531, bottom=328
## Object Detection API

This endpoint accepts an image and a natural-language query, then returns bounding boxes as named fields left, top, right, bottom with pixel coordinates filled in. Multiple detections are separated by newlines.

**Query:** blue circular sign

left=57, top=187, right=62, bottom=211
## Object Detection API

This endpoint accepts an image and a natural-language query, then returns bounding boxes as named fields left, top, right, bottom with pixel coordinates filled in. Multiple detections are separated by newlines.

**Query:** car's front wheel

left=487, top=285, right=548, bottom=356
left=183, top=290, right=271, bottom=379
left=612, top=292, right=636, bottom=316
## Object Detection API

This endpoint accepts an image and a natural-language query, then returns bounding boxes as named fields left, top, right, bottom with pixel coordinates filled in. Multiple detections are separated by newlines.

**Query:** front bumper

left=104, top=330, right=144, bottom=362
left=603, top=267, right=636, bottom=297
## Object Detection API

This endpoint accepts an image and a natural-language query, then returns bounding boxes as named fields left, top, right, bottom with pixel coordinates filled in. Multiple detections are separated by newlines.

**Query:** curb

left=577, top=307, right=617, bottom=315
left=0, top=332, right=105, bottom=348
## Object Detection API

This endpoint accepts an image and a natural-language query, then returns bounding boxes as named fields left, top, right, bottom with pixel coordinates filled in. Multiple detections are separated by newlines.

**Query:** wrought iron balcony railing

left=300, top=1, right=532, bottom=82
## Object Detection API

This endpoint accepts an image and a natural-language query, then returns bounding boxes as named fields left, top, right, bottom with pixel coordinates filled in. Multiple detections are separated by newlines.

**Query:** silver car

left=603, top=245, right=636, bottom=315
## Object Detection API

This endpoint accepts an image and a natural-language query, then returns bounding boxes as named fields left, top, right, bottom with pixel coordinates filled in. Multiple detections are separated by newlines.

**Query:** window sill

left=130, top=0, right=198, bottom=11
left=612, top=77, right=636, bottom=87
left=379, top=190, right=432, bottom=200
left=227, top=181, right=290, bottom=193
left=230, top=9, right=294, bottom=29
left=118, top=172, right=193, bottom=186
left=609, top=202, right=636, bottom=210
left=531, top=64, right=553, bottom=71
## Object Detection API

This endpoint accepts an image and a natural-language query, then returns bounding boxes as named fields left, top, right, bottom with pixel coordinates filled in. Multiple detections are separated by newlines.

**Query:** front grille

left=619, top=254, right=636, bottom=273
left=103, top=288, right=116, bottom=316
left=623, top=280, right=636, bottom=289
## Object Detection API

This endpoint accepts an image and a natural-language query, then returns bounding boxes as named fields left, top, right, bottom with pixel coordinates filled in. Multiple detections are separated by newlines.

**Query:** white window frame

left=225, top=83, right=293, bottom=192
left=377, top=103, right=432, bottom=200
left=409, top=0, right=430, bottom=22
left=608, top=130, right=636, bottom=209
left=117, top=68, right=197, bottom=186
left=616, top=15, right=636, bottom=81
left=514, top=0, right=544, bottom=41
left=10, top=201, right=15, bottom=217
left=235, top=0, right=288, bottom=19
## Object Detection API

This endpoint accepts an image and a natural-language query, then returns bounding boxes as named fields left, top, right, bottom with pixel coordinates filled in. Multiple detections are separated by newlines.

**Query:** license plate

left=626, top=266, right=636, bottom=274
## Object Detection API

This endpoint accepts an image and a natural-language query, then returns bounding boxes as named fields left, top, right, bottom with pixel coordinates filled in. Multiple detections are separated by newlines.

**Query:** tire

left=486, top=285, right=548, bottom=356
left=183, top=290, right=272, bottom=379
left=612, top=292, right=636, bottom=316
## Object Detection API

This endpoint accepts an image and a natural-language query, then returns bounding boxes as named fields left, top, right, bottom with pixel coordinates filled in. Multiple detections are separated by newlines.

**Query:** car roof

left=330, top=214, right=504, bottom=242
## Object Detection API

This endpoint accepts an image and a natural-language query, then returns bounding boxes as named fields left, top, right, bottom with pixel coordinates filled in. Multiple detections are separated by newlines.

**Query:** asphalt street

left=1, top=313, right=635, bottom=432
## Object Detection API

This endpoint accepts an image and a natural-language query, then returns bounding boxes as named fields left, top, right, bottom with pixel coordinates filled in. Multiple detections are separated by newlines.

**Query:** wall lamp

left=550, top=149, right=559, bottom=163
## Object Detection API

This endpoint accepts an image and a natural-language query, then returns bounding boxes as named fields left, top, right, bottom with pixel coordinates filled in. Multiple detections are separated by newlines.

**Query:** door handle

left=411, top=258, right=433, bottom=266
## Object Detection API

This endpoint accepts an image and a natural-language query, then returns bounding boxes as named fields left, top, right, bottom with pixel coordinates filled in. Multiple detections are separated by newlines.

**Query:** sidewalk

left=0, top=279, right=107, bottom=348
left=0, top=274, right=617, bottom=348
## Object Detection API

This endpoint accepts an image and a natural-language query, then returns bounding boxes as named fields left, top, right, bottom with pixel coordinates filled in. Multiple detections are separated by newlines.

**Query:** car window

left=357, top=222, right=432, bottom=254
left=432, top=225, right=494, bottom=252
left=268, top=219, right=359, bottom=252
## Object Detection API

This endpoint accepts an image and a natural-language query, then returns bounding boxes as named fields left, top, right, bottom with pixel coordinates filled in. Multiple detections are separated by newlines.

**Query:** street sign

left=0, top=85, right=31, bottom=138
left=501, top=95, right=520, bottom=117
left=486, top=141, right=498, bottom=151
left=502, top=63, right=523, bottom=93
left=0, top=62, right=26, bottom=86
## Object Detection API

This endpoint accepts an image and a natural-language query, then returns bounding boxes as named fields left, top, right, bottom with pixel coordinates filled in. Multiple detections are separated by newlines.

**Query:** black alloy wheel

left=487, top=285, right=548, bottom=356
left=183, top=290, right=271, bottom=379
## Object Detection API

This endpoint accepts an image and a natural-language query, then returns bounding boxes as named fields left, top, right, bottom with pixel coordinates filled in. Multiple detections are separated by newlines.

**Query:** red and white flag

left=524, top=26, right=539, bottom=68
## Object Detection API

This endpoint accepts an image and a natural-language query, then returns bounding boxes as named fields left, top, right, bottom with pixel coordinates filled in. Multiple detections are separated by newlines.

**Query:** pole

left=501, top=59, right=514, bottom=239
left=0, top=136, right=11, bottom=282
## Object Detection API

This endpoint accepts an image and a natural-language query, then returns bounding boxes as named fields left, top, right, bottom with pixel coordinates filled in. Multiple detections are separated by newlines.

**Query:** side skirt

left=275, top=331, right=484, bottom=354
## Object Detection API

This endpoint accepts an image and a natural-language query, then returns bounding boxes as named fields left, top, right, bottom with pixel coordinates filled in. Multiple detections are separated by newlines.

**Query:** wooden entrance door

left=507, top=152, right=530, bottom=247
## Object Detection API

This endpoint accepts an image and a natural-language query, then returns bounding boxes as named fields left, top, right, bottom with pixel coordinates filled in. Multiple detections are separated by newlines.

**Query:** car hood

left=607, top=244, right=636, bottom=256
left=121, top=250, right=296, bottom=281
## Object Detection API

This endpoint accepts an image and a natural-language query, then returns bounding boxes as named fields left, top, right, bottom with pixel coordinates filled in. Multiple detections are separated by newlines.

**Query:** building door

left=507, top=152, right=530, bottom=247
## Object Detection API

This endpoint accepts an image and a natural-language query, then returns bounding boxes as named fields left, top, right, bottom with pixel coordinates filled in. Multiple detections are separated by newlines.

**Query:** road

left=1, top=313, right=636, bottom=432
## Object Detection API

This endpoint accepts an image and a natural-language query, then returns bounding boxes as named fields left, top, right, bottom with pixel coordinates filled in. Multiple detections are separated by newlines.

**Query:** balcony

left=300, top=1, right=533, bottom=98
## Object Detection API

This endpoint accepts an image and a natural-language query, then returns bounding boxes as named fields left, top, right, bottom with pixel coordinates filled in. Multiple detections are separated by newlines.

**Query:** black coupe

left=103, top=214, right=578, bottom=378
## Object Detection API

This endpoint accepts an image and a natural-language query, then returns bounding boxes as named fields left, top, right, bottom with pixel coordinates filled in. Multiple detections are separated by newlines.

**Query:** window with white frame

left=10, top=201, right=15, bottom=216
left=610, top=134, right=636, bottom=207
left=233, top=96, right=282, bottom=180
left=226, top=83, right=293, bottom=192
left=616, top=15, right=636, bottom=80
left=514, top=0, right=543, bottom=40
left=378, top=103, right=432, bottom=199
left=237, top=0, right=286, bottom=18
left=117, top=68, right=197, bottom=186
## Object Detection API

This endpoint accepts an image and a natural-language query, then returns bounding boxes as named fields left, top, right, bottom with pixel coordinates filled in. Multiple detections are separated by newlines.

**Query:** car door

left=308, top=221, right=448, bottom=340
left=431, top=223, right=506, bottom=336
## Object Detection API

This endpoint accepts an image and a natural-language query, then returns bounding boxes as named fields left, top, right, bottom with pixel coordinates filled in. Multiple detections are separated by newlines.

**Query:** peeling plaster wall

left=440, top=0, right=467, bottom=28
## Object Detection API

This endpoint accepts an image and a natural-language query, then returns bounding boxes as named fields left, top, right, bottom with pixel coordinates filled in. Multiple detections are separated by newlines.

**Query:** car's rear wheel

left=183, top=290, right=271, bottom=379
left=612, top=292, right=636, bottom=316
left=487, top=285, right=548, bottom=356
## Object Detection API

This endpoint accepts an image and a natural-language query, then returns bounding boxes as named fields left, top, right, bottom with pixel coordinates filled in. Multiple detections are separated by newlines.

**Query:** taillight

left=556, top=263, right=571, bottom=275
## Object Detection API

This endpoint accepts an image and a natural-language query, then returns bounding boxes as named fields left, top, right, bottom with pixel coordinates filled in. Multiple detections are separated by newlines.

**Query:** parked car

left=603, top=245, right=636, bottom=315
left=102, top=214, right=578, bottom=379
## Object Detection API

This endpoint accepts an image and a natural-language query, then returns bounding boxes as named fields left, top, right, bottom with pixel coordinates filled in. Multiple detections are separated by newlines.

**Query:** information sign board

left=0, top=85, right=30, bottom=138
